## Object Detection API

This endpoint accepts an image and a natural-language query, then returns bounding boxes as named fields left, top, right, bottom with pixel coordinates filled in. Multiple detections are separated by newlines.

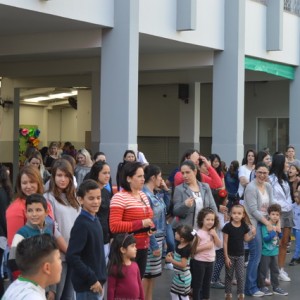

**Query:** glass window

left=257, top=118, right=289, bottom=154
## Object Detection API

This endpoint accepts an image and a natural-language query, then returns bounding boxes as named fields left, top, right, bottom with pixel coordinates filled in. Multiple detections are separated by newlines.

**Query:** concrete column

left=289, top=66, right=300, bottom=156
left=100, top=0, right=139, bottom=181
left=0, top=78, right=20, bottom=186
left=179, top=83, right=200, bottom=156
left=212, top=0, right=245, bottom=165
left=90, top=72, right=101, bottom=156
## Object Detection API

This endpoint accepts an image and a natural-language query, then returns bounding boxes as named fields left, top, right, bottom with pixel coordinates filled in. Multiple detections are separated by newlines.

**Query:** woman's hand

left=160, top=179, right=169, bottom=191
left=142, top=218, right=153, bottom=228
left=219, top=205, right=228, bottom=214
left=200, top=156, right=211, bottom=167
left=184, top=196, right=195, bottom=208
left=266, top=222, right=274, bottom=232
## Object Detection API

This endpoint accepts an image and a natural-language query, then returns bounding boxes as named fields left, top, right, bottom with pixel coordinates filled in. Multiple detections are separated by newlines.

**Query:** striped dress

left=109, top=190, right=153, bottom=249
left=170, top=244, right=192, bottom=296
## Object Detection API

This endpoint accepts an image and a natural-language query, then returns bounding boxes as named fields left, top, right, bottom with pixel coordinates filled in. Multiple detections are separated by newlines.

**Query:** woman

left=0, top=165, right=12, bottom=297
left=116, top=150, right=137, bottom=190
left=74, top=148, right=93, bottom=186
left=237, top=149, right=256, bottom=203
left=209, top=153, right=225, bottom=188
left=6, top=166, right=45, bottom=247
left=45, top=159, right=81, bottom=300
left=244, top=162, right=274, bottom=297
left=44, top=141, right=60, bottom=171
left=142, top=165, right=170, bottom=300
left=174, top=150, right=222, bottom=190
left=249, top=151, right=272, bottom=181
left=88, top=161, right=112, bottom=263
left=173, top=160, right=217, bottom=230
left=27, top=151, right=50, bottom=184
left=269, top=154, right=294, bottom=282
left=288, top=163, right=300, bottom=203
left=225, top=160, right=240, bottom=209
left=109, top=161, right=153, bottom=278
left=286, top=145, right=300, bottom=169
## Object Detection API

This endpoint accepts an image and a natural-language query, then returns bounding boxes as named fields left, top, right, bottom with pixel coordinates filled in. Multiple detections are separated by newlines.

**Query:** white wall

left=139, top=0, right=224, bottom=50
left=0, top=0, right=114, bottom=27
left=245, top=0, right=300, bottom=65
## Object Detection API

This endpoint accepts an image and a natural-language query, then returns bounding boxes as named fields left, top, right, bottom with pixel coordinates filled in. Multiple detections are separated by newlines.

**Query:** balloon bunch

left=19, top=127, right=40, bottom=147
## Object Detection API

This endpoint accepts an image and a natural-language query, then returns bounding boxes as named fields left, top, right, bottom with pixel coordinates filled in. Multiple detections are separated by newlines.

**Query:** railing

left=251, top=0, right=300, bottom=16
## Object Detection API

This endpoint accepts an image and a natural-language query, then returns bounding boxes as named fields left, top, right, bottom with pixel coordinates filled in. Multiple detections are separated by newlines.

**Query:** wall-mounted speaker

left=178, top=84, right=189, bottom=103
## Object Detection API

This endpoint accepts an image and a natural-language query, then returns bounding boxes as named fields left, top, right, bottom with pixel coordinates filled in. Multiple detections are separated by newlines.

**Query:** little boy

left=8, top=194, right=56, bottom=279
left=66, top=179, right=107, bottom=300
left=258, top=204, right=288, bottom=296
left=3, top=234, right=62, bottom=300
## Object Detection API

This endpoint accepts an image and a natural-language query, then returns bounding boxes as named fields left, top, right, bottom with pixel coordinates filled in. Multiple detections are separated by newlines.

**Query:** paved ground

left=154, top=244, right=299, bottom=299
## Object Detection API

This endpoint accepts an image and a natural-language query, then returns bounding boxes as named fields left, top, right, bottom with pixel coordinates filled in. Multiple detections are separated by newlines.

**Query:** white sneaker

left=278, top=269, right=291, bottom=282
left=280, top=269, right=288, bottom=276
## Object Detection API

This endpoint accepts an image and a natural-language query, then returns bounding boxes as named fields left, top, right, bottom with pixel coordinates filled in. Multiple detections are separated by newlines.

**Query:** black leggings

left=191, top=259, right=214, bottom=300
left=135, top=248, right=148, bottom=278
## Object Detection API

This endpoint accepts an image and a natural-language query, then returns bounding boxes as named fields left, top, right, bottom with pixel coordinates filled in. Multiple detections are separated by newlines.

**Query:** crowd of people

left=0, top=143, right=300, bottom=300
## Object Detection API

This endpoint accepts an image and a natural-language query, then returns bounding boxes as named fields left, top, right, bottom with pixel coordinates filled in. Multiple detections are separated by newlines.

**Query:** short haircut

left=268, top=203, right=282, bottom=215
left=120, top=161, right=143, bottom=192
left=77, top=179, right=100, bottom=198
left=26, top=193, right=48, bottom=211
left=16, top=234, right=58, bottom=276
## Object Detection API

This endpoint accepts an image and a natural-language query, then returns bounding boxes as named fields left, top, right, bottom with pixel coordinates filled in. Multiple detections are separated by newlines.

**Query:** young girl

left=107, top=233, right=144, bottom=300
left=191, top=208, right=222, bottom=300
left=222, top=205, right=256, bottom=300
left=290, top=184, right=300, bottom=265
left=165, top=225, right=195, bottom=300
left=44, top=159, right=81, bottom=300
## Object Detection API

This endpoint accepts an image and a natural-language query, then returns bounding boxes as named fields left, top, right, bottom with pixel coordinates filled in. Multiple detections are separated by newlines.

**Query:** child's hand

left=225, top=257, right=231, bottom=268
left=47, top=291, right=55, bottom=300
left=153, top=249, right=161, bottom=257
left=90, top=281, right=102, bottom=294
left=209, top=228, right=217, bottom=238
left=250, top=226, right=256, bottom=236
left=165, top=252, right=173, bottom=263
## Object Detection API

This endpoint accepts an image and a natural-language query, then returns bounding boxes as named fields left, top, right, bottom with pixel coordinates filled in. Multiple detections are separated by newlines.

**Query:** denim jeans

left=165, top=223, right=175, bottom=253
left=76, top=291, right=102, bottom=300
left=244, top=223, right=262, bottom=295
left=292, top=228, right=300, bottom=259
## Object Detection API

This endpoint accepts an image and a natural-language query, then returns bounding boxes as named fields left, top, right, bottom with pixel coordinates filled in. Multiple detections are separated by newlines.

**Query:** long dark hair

left=49, top=159, right=79, bottom=209
left=180, top=160, right=202, bottom=182
left=269, top=153, right=288, bottom=184
left=209, top=154, right=222, bottom=176
left=108, top=233, right=136, bottom=278
left=179, top=149, right=199, bottom=164
left=228, top=160, right=239, bottom=177
left=0, top=164, right=13, bottom=200
left=144, top=165, right=161, bottom=183
left=89, top=161, right=109, bottom=183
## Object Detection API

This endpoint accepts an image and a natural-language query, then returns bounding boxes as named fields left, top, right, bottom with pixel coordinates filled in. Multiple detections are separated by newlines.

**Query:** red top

left=109, top=190, right=153, bottom=249
left=174, top=166, right=223, bottom=190
left=107, top=262, right=144, bottom=300
left=6, top=197, right=54, bottom=246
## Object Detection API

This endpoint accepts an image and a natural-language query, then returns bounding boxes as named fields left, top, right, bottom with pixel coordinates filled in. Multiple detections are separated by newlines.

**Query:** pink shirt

left=193, top=229, right=216, bottom=262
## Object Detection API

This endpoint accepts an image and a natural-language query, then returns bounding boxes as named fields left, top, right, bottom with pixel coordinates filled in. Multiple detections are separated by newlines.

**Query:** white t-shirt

left=2, top=278, right=46, bottom=300
left=238, top=165, right=253, bottom=197
left=192, top=191, right=203, bottom=229
left=259, top=190, right=270, bottom=217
